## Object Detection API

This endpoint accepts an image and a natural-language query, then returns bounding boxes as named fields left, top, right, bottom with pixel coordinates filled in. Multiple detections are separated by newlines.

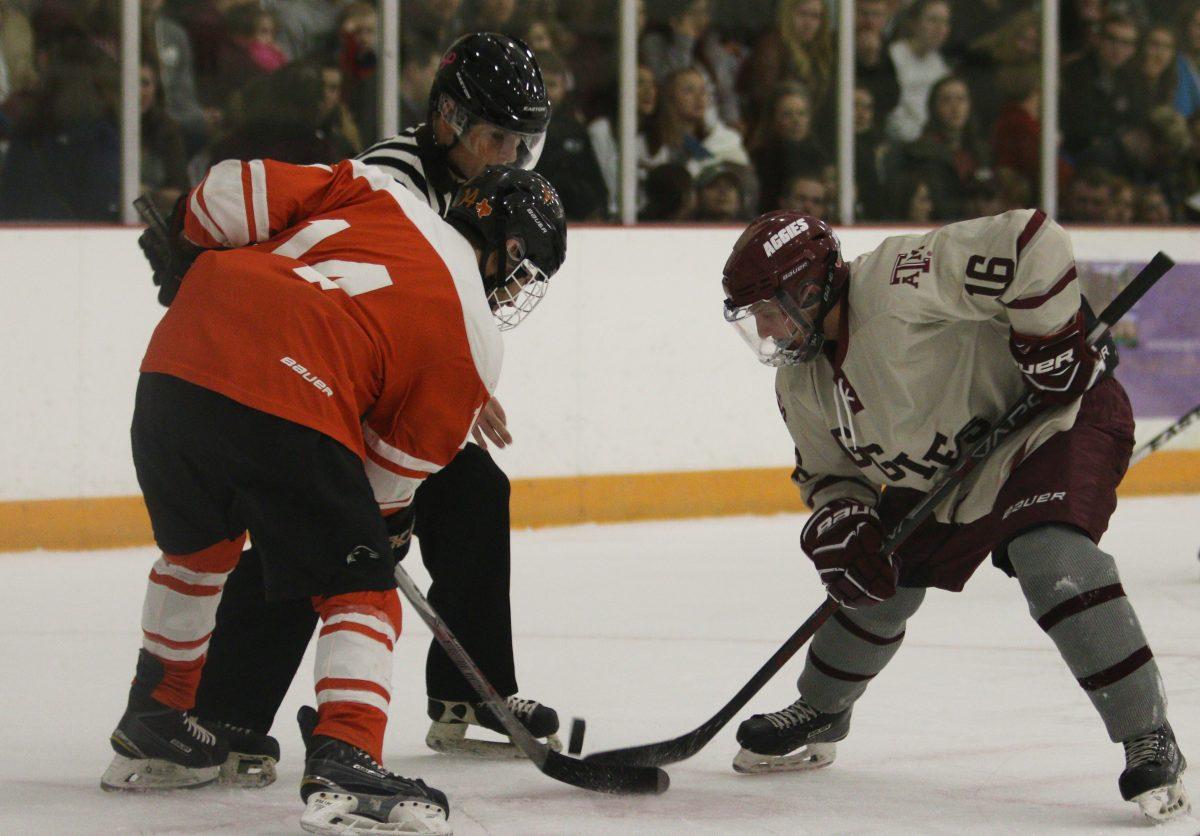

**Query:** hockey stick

left=392, top=564, right=669, bottom=795
left=587, top=251, right=1176, bottom=769
left=1129, top=402, right=1200, bottom=468
left=133, top=193, right=169, bottom=236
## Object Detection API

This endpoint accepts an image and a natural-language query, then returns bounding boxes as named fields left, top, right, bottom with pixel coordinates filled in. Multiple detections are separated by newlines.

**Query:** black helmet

left=445, top=166, right=567, bottom=330
left=429, top=32, right=550, bottom=168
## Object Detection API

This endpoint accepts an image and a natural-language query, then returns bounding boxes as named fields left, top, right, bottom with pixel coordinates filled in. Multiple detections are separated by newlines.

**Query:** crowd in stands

left=1, top=0, right=1199, bottom=225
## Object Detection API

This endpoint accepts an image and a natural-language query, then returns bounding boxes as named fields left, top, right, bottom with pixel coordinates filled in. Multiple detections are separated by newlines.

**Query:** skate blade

left=732, top=742, right=837, bottom=774
left=300, top=790, right=451, bottom=835
left=425, top=721, right=561, bottom=760
left=100, top=753, right=219, bottom=791
left=218, top=751, right=277, bottom=788
left=1133, top=778, right=1192, bottom=822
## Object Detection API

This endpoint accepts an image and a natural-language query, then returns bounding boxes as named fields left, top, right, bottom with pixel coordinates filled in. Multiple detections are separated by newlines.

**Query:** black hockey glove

left=138, top=194, right=199, bottom=307
left=384, top=506, right=416, bottom=561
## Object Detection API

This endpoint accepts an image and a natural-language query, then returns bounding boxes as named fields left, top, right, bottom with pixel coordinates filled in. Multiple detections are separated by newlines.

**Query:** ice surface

left=1, top=496, right=1197, bottom=834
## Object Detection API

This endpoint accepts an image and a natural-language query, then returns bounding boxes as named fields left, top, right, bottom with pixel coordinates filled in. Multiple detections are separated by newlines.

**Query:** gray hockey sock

left=1007, top=524, right=1166, bottom=742
left=797, top=586, right=926, bottom=714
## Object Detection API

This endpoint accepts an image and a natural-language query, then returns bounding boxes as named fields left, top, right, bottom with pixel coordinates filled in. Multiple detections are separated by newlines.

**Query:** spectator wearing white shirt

left=886, top=0, right=952, bottom=142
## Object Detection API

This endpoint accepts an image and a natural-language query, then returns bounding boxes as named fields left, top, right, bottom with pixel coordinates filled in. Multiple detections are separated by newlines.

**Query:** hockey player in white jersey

left=721, top=210, right=1190, bottom=821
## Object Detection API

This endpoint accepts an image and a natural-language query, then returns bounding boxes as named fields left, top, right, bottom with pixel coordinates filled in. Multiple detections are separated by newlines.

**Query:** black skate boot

left=101, top=650, right=230, bottom=791
left=1119, top=722, right=1191, bottom=821
left=197, top=718, right=280, bottom=788
left=733, top=696, right=851, bottom=774
left=297, top=707, right=450, bottom=835
left=426, top=695, right=561, bottom=758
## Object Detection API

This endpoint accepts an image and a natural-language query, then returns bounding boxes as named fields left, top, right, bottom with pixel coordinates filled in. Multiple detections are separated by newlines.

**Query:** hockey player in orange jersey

left=102, top=159, right=567, bottom=836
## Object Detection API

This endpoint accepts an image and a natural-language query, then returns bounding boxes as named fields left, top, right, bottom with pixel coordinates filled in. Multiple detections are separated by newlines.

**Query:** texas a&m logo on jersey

left=891, top=246, right=931, bottom=287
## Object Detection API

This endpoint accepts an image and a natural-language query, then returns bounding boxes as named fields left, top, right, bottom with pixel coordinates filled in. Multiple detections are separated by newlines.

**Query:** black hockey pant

left=193, top=443, right=518, bottom=734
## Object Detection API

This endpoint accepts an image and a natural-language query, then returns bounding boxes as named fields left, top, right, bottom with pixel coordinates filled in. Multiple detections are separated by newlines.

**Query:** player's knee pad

left=313, top=589, right=403, bottom=636
left=847, top=585, right=926, bottom=632
left=1007, top=524, right=1120, bottom=616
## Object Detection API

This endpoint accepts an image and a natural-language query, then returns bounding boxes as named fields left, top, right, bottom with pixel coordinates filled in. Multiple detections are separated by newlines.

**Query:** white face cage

left=489, top=256, right=548, bottom=331
left=724, top=282, right=824, bottom=366
left=440, top=94, right=547, bottom=169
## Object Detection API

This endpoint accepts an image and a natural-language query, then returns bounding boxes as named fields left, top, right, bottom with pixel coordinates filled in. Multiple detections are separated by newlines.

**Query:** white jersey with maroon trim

left=143, top=157, right=501, bottom=512
left=777, top=209, right=1085, bottom=524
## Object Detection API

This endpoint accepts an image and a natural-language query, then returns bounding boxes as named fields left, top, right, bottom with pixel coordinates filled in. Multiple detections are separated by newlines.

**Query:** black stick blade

left=584, top=727, right=707, bottom=768
left=544, top=750, right=669, bottom=794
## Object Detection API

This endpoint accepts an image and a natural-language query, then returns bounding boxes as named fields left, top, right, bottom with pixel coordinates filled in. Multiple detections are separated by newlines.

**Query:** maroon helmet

left=722, top=211, right=847, bottom=365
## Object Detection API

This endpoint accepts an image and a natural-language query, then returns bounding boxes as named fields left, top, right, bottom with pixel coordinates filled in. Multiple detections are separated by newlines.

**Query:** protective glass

left=489, top=239, right=549, bottom=330
left=724, top=280, right=824, bottom=366
left=442, top=96, right=546, bottom=169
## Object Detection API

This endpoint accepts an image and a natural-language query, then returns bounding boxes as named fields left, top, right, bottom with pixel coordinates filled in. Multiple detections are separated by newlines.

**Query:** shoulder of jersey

left=348, top=159, right=503, bottom=394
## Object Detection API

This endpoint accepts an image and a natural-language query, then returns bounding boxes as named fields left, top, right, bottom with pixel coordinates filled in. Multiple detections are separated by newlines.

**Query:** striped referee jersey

left=355, top=124, right=459, bottom=217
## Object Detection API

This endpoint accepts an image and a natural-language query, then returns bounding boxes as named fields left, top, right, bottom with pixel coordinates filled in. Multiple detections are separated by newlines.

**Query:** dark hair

left=1137, top=25, right=1180, bottom=104
left=888, top=169, right=939, bottom=220
left=1098, top=11, right=1138, bottom=38
left=225, top=4, right=275, bottom=39
left=400, top=38, right=441, bottom=69
left=642, top=163, right=694, bottom=220
left=901, top=0, right=950, bottom=41
left=1071, top=166, right=1114, bottom=193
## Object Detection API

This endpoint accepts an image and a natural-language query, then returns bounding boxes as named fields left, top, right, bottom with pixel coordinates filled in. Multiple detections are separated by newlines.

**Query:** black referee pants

left=193, top=443, right=518, bottom=734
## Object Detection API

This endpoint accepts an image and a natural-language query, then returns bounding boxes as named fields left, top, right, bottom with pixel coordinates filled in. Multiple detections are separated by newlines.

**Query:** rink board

left=2, top=451, right=1198, bottom=551
left=2, top=223, right=1197, bottom=551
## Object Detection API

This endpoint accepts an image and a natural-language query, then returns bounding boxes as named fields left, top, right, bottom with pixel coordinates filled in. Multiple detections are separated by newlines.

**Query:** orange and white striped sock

left=311, top=590, right=402, bottom=762
left=138, top=535, right=246, bottom=709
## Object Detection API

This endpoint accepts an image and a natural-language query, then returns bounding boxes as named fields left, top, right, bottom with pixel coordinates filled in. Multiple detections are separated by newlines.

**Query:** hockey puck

left=568, top=717, right=586, bottom=755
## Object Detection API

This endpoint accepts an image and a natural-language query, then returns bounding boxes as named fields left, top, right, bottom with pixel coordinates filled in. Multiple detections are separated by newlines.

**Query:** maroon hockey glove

left=800, top=498, right=895, bottom=608
left=1010, top=310, right=1105, bottom=406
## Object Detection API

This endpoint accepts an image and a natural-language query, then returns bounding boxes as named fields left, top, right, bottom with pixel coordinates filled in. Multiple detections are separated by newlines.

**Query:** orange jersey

left=141, top=158, right=502, bottom=510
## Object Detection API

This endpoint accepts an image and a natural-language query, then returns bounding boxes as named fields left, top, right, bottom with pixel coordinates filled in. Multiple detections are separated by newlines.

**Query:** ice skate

left=1119, top=723, right=1191, bottom=822
left=198, top=717, right=280, bottom=788
left=732, top=696, right=851, bottom=774
left=101, top=651, right=230, bottom=791
left=425, top=695, right=561, bottom=759
left=299, top=708, right=450, bottom=835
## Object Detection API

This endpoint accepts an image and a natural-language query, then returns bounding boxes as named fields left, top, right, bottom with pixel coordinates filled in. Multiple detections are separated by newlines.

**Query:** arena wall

left=2, top=223, right=1197, bottom=550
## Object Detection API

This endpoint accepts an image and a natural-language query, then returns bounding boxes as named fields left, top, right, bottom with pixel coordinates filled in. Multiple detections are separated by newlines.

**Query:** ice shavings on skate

left=425, top=696, right=562, bottom=759
left=300, top=790, right=451, bottom=835
left=732, top=741, right=838, bottom=774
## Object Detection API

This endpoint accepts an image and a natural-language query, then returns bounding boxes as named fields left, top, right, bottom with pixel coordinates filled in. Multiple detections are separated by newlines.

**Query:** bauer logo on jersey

left=762, top=218, right=809, bottom=257
left=891, top=246, right=931, bottom=287
left=1002, top=491, right=1066, bottom=520
left=280, top=357, right=334, bottom=397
